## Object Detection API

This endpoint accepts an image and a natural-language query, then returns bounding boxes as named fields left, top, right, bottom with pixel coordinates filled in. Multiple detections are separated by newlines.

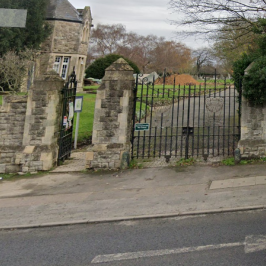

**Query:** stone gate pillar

left=86, top=58, right=135, bottom=169
left=238, top=63, right=266, bottom=158
left=0, top=73, right=64, bottom=174
left=238, top=97, right=266, bottom=158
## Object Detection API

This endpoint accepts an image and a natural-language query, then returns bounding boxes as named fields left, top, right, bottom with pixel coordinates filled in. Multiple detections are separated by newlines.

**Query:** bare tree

left=88, top=23, right=193, bottom=73
left=193, top=48, right=213, bottom=75
left=0, top=49, right=37, bottom=94
left=149, top=41, right=193, bottom=73
left=119, top=34, right=161, bottom=73
left=211, top=23, right=258, bottom=73
left=89, top=24, right=127, bottom=56
left=169, top=0, right=266, bottom=38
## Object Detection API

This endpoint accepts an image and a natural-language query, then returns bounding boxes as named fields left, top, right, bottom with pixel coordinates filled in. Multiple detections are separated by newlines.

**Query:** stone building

left=36, top=0, right=93, bottom=91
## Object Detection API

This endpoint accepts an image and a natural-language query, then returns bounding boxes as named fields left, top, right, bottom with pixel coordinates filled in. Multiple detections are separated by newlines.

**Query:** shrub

left=232, top=53, right=254, bottom=92
left=85, top=54, right=140, bottom=79
left=243, top=56, right=266, bottom=106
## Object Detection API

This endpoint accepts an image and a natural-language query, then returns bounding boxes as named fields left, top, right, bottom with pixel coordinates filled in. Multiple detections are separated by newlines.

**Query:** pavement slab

left=1, top=163, right=266, bottom=229
left=210, top=176, right=266, bottom=190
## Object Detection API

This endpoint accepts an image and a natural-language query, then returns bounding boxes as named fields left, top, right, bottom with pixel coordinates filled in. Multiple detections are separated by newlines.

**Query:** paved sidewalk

left=0, top=163, right=266, bottom=229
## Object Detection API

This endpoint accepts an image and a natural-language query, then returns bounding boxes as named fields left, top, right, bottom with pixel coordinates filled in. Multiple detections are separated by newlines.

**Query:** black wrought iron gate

left=58, top=70, right=77, bottom=165
left=131, top=75, right=241, bottom=163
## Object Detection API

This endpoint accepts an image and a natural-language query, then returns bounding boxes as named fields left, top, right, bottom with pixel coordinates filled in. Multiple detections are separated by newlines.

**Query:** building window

left=61, top=57, right=70, bottom=79
left=53, top=56, right=61, bottom=74
left=79, top=57, right=84, bottom=81
left=53, top=56, right=70, bottom=80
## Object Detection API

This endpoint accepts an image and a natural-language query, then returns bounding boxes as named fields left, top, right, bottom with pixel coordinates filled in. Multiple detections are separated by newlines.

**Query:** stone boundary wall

left=0, top=96, right=28, bottom=173
left=238, top=63, right=266, bottom=158
left=238, top=97, right=266, bottom=158
left=0, top=74, right=64, bottom=174
left=86, top=58, right=135, bottom=169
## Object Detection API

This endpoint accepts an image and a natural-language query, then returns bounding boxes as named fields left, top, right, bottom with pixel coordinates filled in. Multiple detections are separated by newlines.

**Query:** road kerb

left=0, top=205, right=265, bottom=231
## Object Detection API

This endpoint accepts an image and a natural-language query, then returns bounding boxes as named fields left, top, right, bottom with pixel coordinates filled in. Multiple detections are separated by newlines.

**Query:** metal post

left=74, top=112, right=80, bottom=149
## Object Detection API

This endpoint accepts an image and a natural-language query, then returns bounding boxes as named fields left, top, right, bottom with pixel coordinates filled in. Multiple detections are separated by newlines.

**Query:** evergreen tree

left=0, top=0, right=51, bottom=55
left=85, top=54, right=140, bottom=79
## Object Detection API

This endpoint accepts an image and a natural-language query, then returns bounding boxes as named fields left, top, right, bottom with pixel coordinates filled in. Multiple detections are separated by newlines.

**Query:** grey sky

left=68, top=0, right=208, bottom=49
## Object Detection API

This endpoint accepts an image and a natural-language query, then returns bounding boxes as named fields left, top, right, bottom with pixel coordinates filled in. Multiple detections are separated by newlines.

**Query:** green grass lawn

left=73, top=93, right=96, bottom=143
left=83, top=85, right=98, bottom=94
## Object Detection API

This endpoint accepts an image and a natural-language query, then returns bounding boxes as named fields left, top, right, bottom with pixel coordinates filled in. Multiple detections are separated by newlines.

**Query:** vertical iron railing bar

left=192, top=85, right=196, bottom=157
left=159, top=113, right=163, bottom=157
left=170, top=92, right=175, bottom=157
left=165, top=127, right=168, bottom=157
left=238, top=79, right=242, bottom=141
left=214, top=69, right=217, bottom=90
left=228, top=85, right=231, bottom=155
left=131, top=74, right=139, bottom=160
left=185, top=85, right=191, bottom=159
left=142, top=82, right=149, bottom=158
left=175, top=85, right=181, bottom=157
left=218, top=126, right=220, bottom=155
left=136, top=79, right=144, bottom=158
left=163, top=69, right=166, bottom=98
left=213, top=110, right=215, bottom=156
left=207, top=84, right=211, bottom=156
left=180, top=85, right=186, bottom=157
left=223, top=83, right=226, bottom=156
left=172, top=77, right=176, bottom=157
left=173, top=76, right=176, bottom=95
left=218, top=83, right=223, bottom=155
left=207, top=126, right=210, bottom=156
left=70, top=78, right=77, bottom=156
left=148, top=77, right=155, bottom=158
left=233, top=83, right=236, bottom=153
left=203, top=77, right=206, bottom=157
left=154, top=127, right=157, bottom=157
left=197, top=84, right=201, bottom=157
left=213, top=71, right=217, bottom=156
left=58, top=83, right=66, bottom=164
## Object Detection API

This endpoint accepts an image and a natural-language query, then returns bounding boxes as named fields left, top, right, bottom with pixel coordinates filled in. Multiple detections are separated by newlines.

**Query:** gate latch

left=165, top=155, right=171, bottom=163
left=182, top=127, right=194, bottom=135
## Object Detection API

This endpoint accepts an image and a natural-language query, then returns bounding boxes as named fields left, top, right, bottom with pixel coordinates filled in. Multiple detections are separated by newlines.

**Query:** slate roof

left=46, top=0, right=82, bottom=22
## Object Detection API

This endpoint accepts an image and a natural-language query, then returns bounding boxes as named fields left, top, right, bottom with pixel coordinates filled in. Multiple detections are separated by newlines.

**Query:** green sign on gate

left=135, top=123, right=150, bottom=131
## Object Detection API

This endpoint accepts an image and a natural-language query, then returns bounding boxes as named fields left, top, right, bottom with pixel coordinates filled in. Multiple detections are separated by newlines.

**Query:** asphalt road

left=1, top=210, right=266, bottom=266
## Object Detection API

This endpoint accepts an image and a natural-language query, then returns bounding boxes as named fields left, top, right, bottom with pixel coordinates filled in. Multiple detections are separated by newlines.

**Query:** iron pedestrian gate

left=131, top=75, right=241, bottom=164
left=58, top=70, right=77, bottom=165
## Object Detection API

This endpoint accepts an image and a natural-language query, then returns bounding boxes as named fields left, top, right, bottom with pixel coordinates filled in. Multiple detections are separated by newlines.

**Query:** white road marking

left=91, top=234, right=266, bottom=263
left=91, top=242, right=243, bottom=263
left=245, top=235, right=266, bottom=253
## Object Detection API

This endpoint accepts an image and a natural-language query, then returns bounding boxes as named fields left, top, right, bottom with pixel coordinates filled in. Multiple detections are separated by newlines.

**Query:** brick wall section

left=0, top=73, right=64, bottom=174
left=86, top=58, right=135, bottom=169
